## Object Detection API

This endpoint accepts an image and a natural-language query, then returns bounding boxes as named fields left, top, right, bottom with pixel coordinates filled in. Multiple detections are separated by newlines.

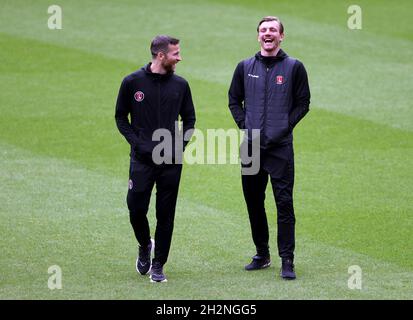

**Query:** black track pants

left=127, top=158, right=182, bottom=265
left=241, top=145, right=295, bottom=260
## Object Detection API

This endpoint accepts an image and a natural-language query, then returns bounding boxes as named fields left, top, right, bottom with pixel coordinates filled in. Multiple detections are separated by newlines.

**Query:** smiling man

left=115, top=35, right=196, bottom=283
left=228, top=16, right=310, bottom=280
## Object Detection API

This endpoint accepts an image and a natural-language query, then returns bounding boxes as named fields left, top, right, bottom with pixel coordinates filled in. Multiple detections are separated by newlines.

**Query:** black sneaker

left=244, top=255, right=271, bottom=271
left=150, top=261, right=167, bottom=282
left=136, top=239, right=154, bottom=275
left=280, top=258, right=296, bottom=280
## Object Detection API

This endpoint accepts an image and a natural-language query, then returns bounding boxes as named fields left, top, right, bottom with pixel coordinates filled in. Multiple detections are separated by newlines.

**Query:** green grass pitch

left=0, top=0, right=412, bottom=299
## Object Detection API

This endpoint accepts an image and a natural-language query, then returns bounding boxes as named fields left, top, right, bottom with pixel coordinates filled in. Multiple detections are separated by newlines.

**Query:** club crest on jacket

left=134, top=91, right=145, bottom=102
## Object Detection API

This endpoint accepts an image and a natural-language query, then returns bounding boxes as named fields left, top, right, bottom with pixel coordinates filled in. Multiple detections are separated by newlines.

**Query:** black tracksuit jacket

left=228, top=50, right=310, bottom=148
left=115, top=63, right=196, bottom=161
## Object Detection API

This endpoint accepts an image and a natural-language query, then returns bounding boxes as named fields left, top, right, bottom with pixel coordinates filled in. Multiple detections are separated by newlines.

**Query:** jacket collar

left=142, top=63, right=174, bottom=80
left=255, top=48, right=288, bottom=61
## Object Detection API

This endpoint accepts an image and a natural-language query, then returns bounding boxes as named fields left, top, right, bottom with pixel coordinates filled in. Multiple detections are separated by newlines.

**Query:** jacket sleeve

left=228, top=62, right=246, bottom=129
left=115, top=78, right=139, bottom=148
left=289, top=60, right=310, bottom=130
left=180, top=82, right=196, bottom=146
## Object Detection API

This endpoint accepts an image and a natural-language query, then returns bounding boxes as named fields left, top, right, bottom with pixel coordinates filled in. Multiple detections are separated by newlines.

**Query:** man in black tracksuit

left=115, top=35, right=196, bottom=282
left=228, top=17, right=310, bottom=279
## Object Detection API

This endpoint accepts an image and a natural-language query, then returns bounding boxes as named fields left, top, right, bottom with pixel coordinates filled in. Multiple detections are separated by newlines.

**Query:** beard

left=162, top=60, right=176, bottom=74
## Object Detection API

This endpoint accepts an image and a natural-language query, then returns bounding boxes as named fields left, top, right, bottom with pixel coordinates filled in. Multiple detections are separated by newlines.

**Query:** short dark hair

left=257, top=16, right=284, bottom=33
left=150, top=35, right=180, bottom=58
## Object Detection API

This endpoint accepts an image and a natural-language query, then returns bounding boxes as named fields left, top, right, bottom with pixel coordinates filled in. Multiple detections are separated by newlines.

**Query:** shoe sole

left=150, top=277, right=167, bottom=283
left=150, top=279, right=168, bottom=283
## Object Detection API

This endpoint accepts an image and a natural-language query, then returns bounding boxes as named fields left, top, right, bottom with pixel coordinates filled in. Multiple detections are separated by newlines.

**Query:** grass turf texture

left=0, top=0, right=412, bottom=299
